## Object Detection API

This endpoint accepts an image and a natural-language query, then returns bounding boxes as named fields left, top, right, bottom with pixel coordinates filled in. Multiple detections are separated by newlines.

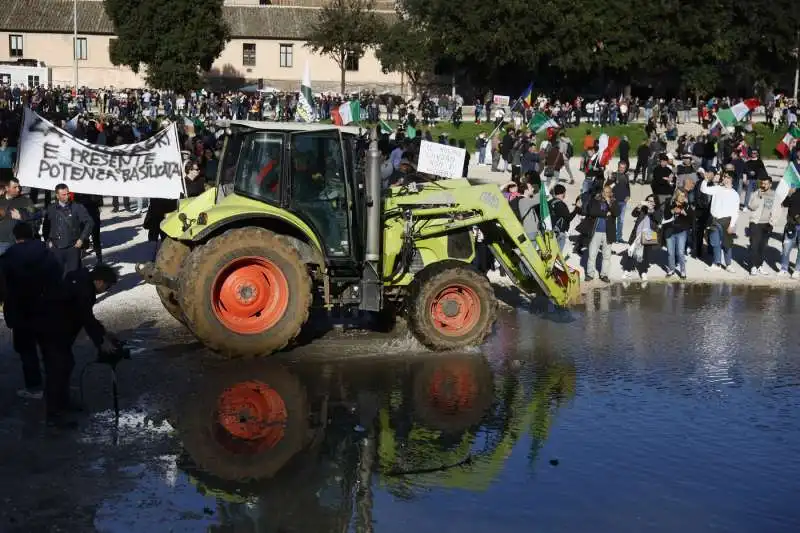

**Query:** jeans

left=134, top=197, right=149, bottom=213
left=616, top=201, right=627, bottom=242
left=708, top=223, right=733, bottom=266
left=586, top=232, right=611, bottom=278
left=0, top=241, right=11, bottom=256
left=741, top=179, right=756, bottom=208
left=780, top=232, right=800, bottom=272
left=13, top=327, right=43, bottom=390
left=556, top=232, right=567, bottom=255
left=666, top=230, right=688, bottom=273
left=749, top=223, right=772, bottom=268
left=479, top=147, right=486, bottom=165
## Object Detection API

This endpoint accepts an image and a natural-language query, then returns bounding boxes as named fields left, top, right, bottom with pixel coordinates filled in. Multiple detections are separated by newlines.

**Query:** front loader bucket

left=534, top=232, right=581, bottom=307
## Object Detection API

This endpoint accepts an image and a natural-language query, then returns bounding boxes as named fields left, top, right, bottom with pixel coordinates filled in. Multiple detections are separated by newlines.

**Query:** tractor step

left=135, top=262, right=179, bottom=291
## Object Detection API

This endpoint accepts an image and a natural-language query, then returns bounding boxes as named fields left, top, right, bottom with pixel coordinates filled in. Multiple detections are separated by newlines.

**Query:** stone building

left=0, top=0, right=402, bottom=93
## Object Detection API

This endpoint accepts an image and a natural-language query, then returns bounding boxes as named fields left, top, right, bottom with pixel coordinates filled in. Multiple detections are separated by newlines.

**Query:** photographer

left=663, top=188, right=695, bottom=279
left=778, top=188, right=800, bottom=278
left=623, top=195, right=663, bottom=281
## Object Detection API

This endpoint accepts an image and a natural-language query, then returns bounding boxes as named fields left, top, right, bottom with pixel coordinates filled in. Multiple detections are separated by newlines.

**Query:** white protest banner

left=417, top=140, right=466, bottom=179
left=17, top=108, right=184, bottom=199
left=493, top=95, right=510, bottom=106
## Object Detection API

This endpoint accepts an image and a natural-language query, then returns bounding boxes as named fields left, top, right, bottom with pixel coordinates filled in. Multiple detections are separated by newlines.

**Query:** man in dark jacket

left=634, top=140, right=650, bottom=184
left=608, top=161, right=631, bottom=243
left=742, top=148, right=768, bottom=208
left=651, top=154, right=676, bottom=210
left=549, top=184, right=580, bottom=254
left=0, top=177, right=37, bottom=256
left=584, top=184, right=620, bottom=282
left=1, top=223, right=62, bottom=401
left=42, top=183, right=93, bottom=276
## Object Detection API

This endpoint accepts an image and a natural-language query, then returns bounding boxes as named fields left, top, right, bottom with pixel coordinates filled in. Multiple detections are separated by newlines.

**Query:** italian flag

left=730, top=98, right=760, bottom=121
left=775, top=161, right=800, bottom=210
left=296, top=61, right=315, bottom=123
left=539, top=183, right=552, bottom=231
left=594, top=133, right=620, bottom=167
left=332, top=100, right=361, bottom=125
left=776, top=125, right=800, bottom=159
left=528, top=112, right=559, bottom=133
left=709, top=99, right=759, bottom=135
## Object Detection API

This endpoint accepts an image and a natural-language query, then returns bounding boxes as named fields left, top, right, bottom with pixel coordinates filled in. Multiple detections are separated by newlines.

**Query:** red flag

left=331, top=107, right=343, bottom=126
left=743, top=98, right=760, bottom=111
left=600, top=137, right=620, bottom=166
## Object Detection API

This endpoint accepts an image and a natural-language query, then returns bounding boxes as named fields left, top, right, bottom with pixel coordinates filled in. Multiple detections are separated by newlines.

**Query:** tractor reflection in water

left=171, top=353, right=576, bottom=531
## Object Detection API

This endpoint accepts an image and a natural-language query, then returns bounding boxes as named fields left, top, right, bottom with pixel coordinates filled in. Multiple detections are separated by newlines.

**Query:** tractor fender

left=190, top=211, right=325, bottom=265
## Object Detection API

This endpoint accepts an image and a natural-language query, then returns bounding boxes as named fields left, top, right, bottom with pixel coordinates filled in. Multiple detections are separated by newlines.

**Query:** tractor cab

left=215, top=122, right=369, bottom=267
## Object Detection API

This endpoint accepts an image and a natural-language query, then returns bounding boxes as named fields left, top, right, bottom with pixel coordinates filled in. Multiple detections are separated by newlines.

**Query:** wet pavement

left=1, top=284, right=799, bottom=533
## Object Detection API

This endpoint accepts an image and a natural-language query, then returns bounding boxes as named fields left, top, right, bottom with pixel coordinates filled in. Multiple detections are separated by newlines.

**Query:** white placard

left=493, top=95, right=510, bottom=106
left=417, top=140, right=466, bottom=179
left=17, top=108, right=185, bottom=199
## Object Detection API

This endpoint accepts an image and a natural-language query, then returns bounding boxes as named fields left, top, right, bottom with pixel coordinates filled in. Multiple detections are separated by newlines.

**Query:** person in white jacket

left=700, top=171, right=740, bottom=271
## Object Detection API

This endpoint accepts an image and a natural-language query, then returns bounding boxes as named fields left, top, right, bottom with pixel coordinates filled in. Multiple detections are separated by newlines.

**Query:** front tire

left=407, top=265, right=497, bottom=351
left=178, top=228, right=312, bottom=358
left=155, top=238, right=190, bottom=324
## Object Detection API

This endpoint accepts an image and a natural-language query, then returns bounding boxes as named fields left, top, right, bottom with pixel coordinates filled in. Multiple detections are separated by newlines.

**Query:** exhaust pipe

left=365, top=127, right=382, bottom=263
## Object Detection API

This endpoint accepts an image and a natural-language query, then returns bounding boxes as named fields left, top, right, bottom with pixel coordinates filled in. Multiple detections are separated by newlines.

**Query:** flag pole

left=484, top=85, right=530, bottom=142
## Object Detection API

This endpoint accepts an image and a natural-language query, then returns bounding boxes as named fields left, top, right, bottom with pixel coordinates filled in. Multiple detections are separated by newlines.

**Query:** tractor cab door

left=287, top=130, right=354, bottom=262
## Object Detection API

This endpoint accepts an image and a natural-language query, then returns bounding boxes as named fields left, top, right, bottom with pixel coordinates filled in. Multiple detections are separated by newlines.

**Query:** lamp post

left=73, top=0, right=78, bottom=90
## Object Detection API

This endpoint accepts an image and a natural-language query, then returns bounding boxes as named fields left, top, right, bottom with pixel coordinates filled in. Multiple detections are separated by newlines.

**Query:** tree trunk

left=340, top=65, right=346, bottom=95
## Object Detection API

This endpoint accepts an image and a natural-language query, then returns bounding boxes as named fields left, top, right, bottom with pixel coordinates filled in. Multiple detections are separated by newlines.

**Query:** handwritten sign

left=17, top=108, right=184, bottom=199
left=493, top=95, right=510, bottom=106
left=417, top=140, right=466, bottom=179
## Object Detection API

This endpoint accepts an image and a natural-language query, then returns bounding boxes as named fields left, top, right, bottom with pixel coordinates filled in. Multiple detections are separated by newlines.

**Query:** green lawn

left=358, top=120, right=789, bottom=159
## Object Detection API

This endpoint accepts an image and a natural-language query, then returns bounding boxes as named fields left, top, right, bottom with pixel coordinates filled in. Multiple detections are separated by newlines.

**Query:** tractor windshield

left=231, top=131, right=285, bottom=205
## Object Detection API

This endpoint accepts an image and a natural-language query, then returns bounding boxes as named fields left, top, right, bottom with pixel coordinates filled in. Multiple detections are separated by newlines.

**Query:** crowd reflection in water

left=170, top=351, right=576, bottom=531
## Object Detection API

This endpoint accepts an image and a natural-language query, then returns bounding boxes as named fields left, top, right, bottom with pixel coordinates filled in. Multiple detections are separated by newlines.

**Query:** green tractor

left=137, top=122, right=580, bottom=357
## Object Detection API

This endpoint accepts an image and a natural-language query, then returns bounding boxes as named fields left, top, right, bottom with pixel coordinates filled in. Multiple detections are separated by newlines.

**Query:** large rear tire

left=407, top=265, right=497, bottom=351
left=176, top=362, right=309, bottom=482
left=155, top=238, right=190, bottom=324
left=178, top=228, right=312, bottom=358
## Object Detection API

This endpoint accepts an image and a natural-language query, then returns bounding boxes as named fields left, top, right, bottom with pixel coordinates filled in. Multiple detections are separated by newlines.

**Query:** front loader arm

left=394, top=184, right=580, bottom=306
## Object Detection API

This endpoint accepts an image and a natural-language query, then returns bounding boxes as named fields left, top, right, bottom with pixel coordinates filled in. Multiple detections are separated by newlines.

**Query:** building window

left=279, top=44, right=293, bottom=68
left=345, top=51, right=359, bottom=72
left=74, top=37, right=88, bottom=60
left=27, top=75, right=39, bottom=88
left=9, top=35, right=23, bottom=57
left=243, top=43, right=256, bottom=67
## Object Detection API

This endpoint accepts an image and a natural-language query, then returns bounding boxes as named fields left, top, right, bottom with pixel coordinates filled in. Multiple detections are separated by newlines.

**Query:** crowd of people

left=484, top=122, right=800, bottom=283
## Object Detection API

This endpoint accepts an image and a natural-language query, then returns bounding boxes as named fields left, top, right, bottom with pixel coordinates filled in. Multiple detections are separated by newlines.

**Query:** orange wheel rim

left=215, top=381, right=287, bottom=453
left=428, top=362, right=478, bottom=414
left=212, top=256, right=289, bottom=334
left=429, top=284, right=480, bottom=336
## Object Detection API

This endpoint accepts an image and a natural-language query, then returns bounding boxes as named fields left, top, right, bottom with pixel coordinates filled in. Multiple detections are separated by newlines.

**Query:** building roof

left=0, top=0, right=393, bottom=40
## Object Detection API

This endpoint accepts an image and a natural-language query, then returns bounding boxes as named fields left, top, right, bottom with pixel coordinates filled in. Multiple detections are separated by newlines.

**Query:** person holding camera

left=778, top=188, right=800, bottom=278
left=584, top=184, right=620, bottom=283
left=746, top=175, right=777, bottom=276
left=623, top=195, right=663, bottom=281
left=662, top=188, right=695, bottom=279
left=700, top=170, right=740, bottom=272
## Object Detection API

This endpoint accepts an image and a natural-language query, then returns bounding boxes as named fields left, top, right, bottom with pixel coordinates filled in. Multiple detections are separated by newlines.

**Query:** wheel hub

left=216, top=381, right=287, bottom=453
left=212, top=257, right=289, bottom=335
left=440, top=299, right=461, bottom=318
left=430, top=284, right=480, bottom=336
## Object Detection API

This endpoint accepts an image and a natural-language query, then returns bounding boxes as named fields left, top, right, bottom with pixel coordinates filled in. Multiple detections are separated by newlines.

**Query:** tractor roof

left=230, top=120, right=365, bottom=136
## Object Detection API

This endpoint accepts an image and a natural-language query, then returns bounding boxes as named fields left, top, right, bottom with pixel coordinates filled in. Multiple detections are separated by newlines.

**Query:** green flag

left=379, top=119, right=393, bottom=134
left=406, top=125, right=417, bottom=139
left=528, top=112, right=559, bottom=133
left=539, top=184, right=552, bottom=231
